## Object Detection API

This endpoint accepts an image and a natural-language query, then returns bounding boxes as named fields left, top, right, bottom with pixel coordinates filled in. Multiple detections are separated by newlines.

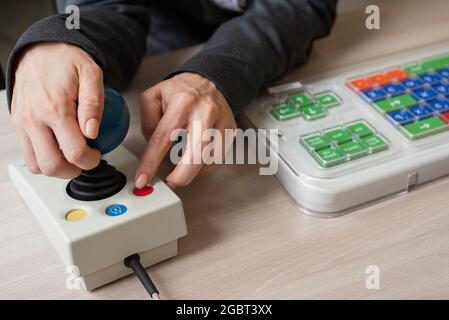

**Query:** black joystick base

left=66, top=159, right=126, bottom=201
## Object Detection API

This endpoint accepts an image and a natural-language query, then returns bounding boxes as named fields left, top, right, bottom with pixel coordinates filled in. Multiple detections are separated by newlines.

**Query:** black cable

left=124, top=253, right=160, bottom=300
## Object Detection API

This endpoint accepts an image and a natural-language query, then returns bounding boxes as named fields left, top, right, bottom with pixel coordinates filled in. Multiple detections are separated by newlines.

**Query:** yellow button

left=65, top=209, right=87, bottom=221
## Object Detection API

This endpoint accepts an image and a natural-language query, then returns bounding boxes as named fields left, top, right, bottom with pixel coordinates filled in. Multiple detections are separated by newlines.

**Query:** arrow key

left=316, top=92, right=341, bottom=108
left=301, top=103, right=326, bottom=120
left=271, top=103, right=301, bottom=121
left=401, top=117, right=447, bottom=140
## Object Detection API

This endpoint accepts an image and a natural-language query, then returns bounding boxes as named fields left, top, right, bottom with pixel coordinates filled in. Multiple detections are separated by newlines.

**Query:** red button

left=133, top=186, right=154, bottom=196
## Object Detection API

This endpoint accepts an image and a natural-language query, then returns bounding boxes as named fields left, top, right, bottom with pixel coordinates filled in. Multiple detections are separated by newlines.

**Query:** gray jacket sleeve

left=168, top=0, right=337, bottom=115
left=6, top=0, right=150, bottom=110
left=6, top=0, right=337, bottom=115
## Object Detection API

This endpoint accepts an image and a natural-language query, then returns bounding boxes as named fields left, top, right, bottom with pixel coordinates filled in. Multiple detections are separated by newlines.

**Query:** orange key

left=385, top=68, right=408, bottom=81
left=367, top=73, right=390, bottom=86
left=349, top=79, right=371, bottom=91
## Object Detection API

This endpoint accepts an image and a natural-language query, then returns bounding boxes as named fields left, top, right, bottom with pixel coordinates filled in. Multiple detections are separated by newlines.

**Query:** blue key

left=382, top=84, right=405, bottom=96
left=362, top=89, right=387, bottom=101
left=105, top=204, right=128, bottom=217
left=419, top=73, right=442, bottom=84
left=412, top=88, right=438, bottom=100
left=388, top=109, right=415, bottom=125
left=401, top=78, right=424, bottom=89
left=437, top=68, right=449, bottom=78
left=432, top=82, right=449, bottom=94
left=427, top=98, right=449, bottom=112
left=408, top=104, right=434, bottom=119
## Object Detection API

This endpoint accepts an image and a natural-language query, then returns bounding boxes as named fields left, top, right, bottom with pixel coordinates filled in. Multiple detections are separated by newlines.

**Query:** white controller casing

left=8, top=146, right=187, bottom=290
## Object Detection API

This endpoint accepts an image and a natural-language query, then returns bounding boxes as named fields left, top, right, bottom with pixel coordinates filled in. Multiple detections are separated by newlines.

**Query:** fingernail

left=135, top=173, right=148, bottom=189
left=86, top=118, right=99, bottom=138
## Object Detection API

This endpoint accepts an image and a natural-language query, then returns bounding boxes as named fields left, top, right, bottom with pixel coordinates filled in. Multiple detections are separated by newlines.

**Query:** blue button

left=388, top=109, right=415, bottom=125
left=431, top=82, right=449, bottom=94
left=437, top=68, right=449, bottom=78
left=401, top=78, right=424, bottom=89
left=419, top=73, right=441, bottom=84
left=362, top=89, right=387, bottom=101
left=105, top=204, right=128, bottom=216
left=412, top=88, right=438, bottom=100
left=427, top=98, right=449, bottom=112
left=408, top=104, right=434, bottom=119
left=382, top=84, right=405, bottom=96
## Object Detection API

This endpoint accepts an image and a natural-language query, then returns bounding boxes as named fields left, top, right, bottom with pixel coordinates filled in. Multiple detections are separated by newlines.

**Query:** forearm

left=168, top=0, right=337, bottom=115
left=6, top=0, right=150, bottom=110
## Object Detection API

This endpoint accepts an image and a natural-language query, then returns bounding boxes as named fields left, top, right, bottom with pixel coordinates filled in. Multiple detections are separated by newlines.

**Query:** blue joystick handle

left=86, top=86, right=130, bottom=155
left=67, top=86, right=129, bottom=201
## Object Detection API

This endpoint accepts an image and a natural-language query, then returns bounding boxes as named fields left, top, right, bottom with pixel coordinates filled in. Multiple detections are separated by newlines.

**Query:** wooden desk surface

left=1, top=0, right=449, bottom=299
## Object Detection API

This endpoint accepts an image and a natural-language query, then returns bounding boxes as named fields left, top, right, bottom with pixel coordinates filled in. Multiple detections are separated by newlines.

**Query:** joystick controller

left=66, top=86, right=130, bottom=201
left=9, top=86, right=187, bottom=292
left=66, top=159, right=127, bottom=201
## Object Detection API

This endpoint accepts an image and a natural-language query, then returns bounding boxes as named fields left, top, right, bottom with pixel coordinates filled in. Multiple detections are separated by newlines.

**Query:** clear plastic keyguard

left=242, top=44, right=449, bottom=215
left=260, top=77, right=395, bottom=180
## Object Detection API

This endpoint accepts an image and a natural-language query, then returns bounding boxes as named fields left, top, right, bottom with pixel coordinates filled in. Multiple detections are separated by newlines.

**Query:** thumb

left=77, top=64, right=104, bottom=139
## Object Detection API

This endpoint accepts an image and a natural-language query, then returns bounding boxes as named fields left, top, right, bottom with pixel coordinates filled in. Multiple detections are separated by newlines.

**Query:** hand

left=136, top=72, right=237, bottom=188
left=11, top=42, right=103, bottom=178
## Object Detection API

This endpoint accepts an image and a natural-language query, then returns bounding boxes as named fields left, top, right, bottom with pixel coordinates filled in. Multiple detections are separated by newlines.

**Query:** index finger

left=165, top=116, right=218, bottom=188
left=134, top=100, right=189, bottom=188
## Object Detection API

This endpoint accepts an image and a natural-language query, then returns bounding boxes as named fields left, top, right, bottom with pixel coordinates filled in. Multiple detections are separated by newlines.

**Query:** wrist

left=15, top=42, right=78, bottom=73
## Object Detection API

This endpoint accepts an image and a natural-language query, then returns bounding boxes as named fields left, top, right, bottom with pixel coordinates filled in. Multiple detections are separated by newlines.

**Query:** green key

left=289, top=92, right=313, bottom=106
left=301, top=103, right=326, bottom=120
left=324, top=128, right=352, bottom=144
left=401, top=117, right=447, bottom=140
left=316, top=92, right=341, bottom=108
left=425, top=55, right=449, bottom=70
left=271, top=103, right=301, bottom=121
left=405, top=64, right=428, bottom=75
left=405, top=55, right=449, bottom=75
left=346, top=122, right=373, bottom=137
left=374, top=94, right=417, bottom=113
left=301, top=134, right=330, bottom=151
left=360, top=135, right=389, bottom=153
left=314, top=147, right=346, bottom=168
left=339, top=141, right=368, bottom=160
